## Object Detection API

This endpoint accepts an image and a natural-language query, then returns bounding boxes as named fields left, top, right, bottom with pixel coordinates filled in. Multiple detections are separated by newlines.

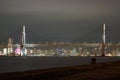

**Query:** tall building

left=7, top=38, right=13, bottom=55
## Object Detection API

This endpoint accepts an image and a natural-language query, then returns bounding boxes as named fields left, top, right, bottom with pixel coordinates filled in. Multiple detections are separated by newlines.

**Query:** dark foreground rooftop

left=0, top=61, right=120, bottom=80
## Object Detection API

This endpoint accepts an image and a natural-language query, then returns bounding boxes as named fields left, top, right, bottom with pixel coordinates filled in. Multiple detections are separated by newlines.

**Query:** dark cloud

left=0, top=0, right=120, bottom=43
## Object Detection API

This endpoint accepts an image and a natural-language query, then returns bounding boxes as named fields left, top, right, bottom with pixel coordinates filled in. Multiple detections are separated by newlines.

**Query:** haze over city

left=0, top=0, right=120, bottom=43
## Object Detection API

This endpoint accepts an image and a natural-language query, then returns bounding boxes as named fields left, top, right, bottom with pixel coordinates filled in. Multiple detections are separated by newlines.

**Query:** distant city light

left=15, top=48, right=21, bottom=55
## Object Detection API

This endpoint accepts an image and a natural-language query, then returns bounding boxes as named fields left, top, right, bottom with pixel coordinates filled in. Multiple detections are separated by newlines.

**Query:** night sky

left=0, top=0, right=120, bottom=43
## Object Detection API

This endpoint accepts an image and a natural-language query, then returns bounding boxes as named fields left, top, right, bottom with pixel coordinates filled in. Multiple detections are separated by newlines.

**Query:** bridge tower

left=21, top=25, right=27, bottom=56
left=22, top=25, right=26, bottom=45
left=101, top=24, right=106, bottom=56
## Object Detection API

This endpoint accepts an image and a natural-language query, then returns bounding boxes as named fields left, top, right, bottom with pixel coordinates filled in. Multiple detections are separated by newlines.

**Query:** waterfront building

left=7, top=38, right=13, bottom=55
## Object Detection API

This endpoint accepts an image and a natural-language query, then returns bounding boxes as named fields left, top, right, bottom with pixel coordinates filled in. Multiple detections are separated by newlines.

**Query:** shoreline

left=0, top=61, right=120, bottom=80
left=1, top=56, right=120, bottom=73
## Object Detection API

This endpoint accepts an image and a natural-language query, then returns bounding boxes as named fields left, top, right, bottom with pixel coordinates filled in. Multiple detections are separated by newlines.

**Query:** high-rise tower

left=7, top=38, right=13, bottom=55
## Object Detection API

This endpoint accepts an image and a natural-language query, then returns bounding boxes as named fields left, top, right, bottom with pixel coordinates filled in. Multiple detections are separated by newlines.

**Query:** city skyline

left=0, top=0, right=120, bottom=43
